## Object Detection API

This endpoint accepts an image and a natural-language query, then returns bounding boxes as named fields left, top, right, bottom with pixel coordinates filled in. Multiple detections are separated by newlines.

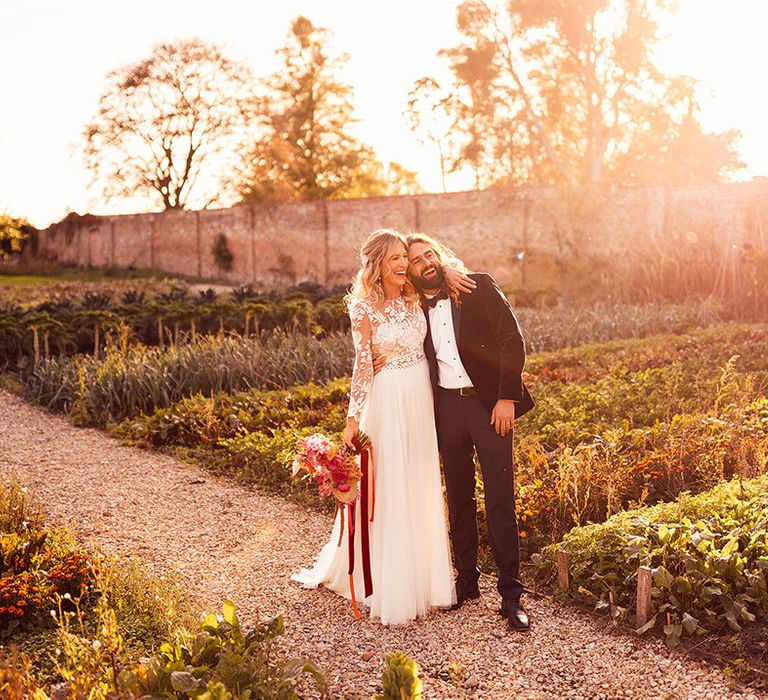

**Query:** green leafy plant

left=534, top=475, right=768, bottom=648
left=24, top=332, right=354, bottom=426
left=374, top=652, right=422, bottom=700
left=112, top=603, right=328, bottom=698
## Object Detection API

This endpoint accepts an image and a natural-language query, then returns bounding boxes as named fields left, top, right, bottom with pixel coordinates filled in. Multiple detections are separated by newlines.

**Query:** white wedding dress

left=291, top=296, right=456, bottom=625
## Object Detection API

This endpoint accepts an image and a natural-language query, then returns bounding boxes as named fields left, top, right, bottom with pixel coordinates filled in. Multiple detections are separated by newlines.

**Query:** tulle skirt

left=291, top=359, right=456, bottom=625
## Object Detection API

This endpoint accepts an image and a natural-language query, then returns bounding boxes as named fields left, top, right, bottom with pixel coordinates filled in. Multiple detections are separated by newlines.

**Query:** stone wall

left=37, top=181, right=768, bottom=289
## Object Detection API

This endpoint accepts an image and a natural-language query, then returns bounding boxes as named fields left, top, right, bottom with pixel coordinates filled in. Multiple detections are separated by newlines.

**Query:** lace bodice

left=347, top=297, right=427, bottom=421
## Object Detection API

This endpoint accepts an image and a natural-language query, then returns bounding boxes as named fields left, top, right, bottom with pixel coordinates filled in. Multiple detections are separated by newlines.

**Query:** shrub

left=0, top=479, right=94, bottom=636
left=2, top=585, right=424, bottom=698
left=534, top=475, right=768, bottom=648
left=0, top=481, right=334, bottom=696
left=211, top=233, right=234, bottom=272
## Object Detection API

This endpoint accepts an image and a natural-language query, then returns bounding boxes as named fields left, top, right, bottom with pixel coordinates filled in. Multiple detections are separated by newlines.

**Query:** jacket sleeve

left=476, top=274, right=526, bottom=402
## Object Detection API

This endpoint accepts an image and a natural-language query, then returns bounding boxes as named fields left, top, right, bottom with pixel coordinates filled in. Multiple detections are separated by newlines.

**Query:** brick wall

left=37, top=181, right=768, bottom=288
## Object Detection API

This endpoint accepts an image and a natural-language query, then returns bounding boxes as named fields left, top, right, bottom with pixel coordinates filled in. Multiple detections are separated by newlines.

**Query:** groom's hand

left=372, top=352, right=386, bottom=375
left=490, top=399, right=516, bottom=436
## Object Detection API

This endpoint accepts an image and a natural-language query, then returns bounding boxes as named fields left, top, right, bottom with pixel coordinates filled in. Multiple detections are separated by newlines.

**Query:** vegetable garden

left=2, top=274, right=767, bottom=693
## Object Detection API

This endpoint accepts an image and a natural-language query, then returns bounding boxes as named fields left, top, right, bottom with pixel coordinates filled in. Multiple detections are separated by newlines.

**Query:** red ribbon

left=347, top=501, right=360, bottom=620
left=346, top=444, right=375, bottom=619
left=360, top=448, right=373, bottom=598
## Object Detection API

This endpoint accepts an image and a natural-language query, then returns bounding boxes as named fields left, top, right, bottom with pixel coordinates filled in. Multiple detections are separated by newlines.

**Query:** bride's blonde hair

left=345, top=228, right=418, bottom=308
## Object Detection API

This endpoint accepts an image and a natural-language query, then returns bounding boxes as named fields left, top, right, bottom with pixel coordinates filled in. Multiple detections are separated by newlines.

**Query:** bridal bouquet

left=291, top=431, right=371, bottom=505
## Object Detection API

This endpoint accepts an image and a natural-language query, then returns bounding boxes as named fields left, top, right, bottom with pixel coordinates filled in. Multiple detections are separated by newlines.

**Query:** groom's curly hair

left=405, top=232, right=458, bottom=267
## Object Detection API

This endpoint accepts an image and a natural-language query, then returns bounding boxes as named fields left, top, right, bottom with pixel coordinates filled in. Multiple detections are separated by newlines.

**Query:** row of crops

left=4, top=272, right=767, bottom=673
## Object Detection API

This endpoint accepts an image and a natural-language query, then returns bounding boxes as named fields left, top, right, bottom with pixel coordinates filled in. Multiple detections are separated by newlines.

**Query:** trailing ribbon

left=346, top=443, right=375, bottom=620
left=359, top=447, right=373, bottom=598
left=347, top=501, right=360, bottom=620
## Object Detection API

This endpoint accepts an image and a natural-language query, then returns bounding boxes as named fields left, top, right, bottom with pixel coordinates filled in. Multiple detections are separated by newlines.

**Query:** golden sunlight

left=654, top=0, right=768, bottom=177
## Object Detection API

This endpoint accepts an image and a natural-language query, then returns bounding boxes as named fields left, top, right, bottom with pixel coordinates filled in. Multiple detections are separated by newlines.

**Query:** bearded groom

left=406, top=233, right=534, bottom=632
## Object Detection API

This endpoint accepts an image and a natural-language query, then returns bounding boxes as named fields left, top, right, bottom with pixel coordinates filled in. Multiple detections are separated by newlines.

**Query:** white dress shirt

left=426, top=296, right=473, bottom=389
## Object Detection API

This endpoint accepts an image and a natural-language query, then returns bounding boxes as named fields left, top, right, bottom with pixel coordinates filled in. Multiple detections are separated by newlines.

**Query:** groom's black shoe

left=451, top=579, right=480, bottom=610
left=500, top=598, right=530, bottom=632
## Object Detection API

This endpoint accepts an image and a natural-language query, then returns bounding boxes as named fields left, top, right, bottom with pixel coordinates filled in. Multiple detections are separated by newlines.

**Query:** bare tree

left=405, top=77, right=459, bottom=193
left=83, top=38, right=254, bottom=210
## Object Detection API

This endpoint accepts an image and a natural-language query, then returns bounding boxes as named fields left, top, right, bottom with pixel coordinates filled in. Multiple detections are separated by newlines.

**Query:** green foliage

left=0, top=215, right=34, bottom=259
left=0, top=285, right=352, bottom=367
left=534, top=476, right=768, bottom=648
left=8, top=588, right=327, bottom=698
left=112, top=604, right=328, bottom=699
left=110, top=324, right=768, bottom=554
left=374, top=652, right=422, bottom=700
left=100, top=558, right=197, bottom=658
left=1, top=290, right=743, bottom=369
left=236, top=16, right=419, bottom=203
left=0, top=480, right=329, bottom=698
left=517, top=298, right=725, bottom=354
left=24, top=332, right=354, bottom=427
left=512, top=325, right=768, bottom=550
left=118, top=377, right=351, bottom=447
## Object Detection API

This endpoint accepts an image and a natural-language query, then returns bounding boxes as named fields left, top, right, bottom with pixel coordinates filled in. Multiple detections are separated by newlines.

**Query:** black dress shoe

left=500, top=598, right=530, bottom=632
left=451, top=579, right=480, bottom=610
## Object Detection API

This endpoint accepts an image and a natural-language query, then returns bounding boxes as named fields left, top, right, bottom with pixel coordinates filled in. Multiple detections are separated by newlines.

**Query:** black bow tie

left=423, top=290, right=449, bottom=309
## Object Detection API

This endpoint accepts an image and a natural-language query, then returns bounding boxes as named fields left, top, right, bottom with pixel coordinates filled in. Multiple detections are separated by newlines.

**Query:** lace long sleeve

left=347, top=301, right=374, bottom=422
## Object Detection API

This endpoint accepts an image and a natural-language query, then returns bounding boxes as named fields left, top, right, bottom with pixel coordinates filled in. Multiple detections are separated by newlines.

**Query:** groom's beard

left=409, top=264, right=445, bottom=293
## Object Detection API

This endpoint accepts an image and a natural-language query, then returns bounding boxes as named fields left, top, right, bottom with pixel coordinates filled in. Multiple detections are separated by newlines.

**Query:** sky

left=1, top=0, right=767, bottom=229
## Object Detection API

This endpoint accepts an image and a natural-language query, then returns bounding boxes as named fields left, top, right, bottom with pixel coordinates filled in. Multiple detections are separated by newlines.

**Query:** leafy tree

left=0, top=214, right=34, bottom=259
left=236, top=17, right=419, bottom=203
left=83, top=39, right=254, bottom=211
left=422, top=0, right=743, bottom=192
left=611, top=86, right=744, bottom=185
left=340, top=161, right=422, bottom=198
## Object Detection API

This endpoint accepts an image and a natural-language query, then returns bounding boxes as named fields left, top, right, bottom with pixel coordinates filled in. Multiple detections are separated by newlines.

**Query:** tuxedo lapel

left=451, top=297, right=462, bottom=341
left=422, top=306, right=439, bottom=410
left=422, top=306, right=435, bottom=360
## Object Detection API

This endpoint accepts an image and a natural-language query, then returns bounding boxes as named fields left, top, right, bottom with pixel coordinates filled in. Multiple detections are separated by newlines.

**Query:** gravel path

left=1, top=390, right=761, bottom=700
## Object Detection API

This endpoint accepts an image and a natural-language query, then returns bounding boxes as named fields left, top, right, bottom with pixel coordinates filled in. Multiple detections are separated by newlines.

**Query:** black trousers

left=436, top=388, right=523, bottom=601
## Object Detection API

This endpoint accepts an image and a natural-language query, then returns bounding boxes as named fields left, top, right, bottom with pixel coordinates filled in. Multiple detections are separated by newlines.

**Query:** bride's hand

left=443, top=262, right=476, bottom=302
left=343, top=417, right=359, bottom=448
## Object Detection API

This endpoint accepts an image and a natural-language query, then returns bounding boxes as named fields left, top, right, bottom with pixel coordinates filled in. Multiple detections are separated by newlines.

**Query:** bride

left=292, top=229, right=466, bottom=625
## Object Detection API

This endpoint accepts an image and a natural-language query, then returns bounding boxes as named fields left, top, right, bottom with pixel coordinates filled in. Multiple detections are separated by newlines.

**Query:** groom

left=406, top=233, right=534, bottom=632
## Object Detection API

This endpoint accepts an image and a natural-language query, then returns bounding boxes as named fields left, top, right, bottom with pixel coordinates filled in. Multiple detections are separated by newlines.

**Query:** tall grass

left=20, top=299, right=737, bottom=428
left=517, top=298, right=722, bottom=353
left=24, top=331, right=353, bottom=426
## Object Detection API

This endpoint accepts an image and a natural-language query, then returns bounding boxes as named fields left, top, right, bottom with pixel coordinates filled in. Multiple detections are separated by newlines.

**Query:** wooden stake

left=636, top=566, right=653, bottom=627
left=556, top=550, right=571, bottom=590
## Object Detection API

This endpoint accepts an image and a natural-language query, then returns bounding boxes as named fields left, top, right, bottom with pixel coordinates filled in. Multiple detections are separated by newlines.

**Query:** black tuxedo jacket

left=423, top=272, right=534, bottom=419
